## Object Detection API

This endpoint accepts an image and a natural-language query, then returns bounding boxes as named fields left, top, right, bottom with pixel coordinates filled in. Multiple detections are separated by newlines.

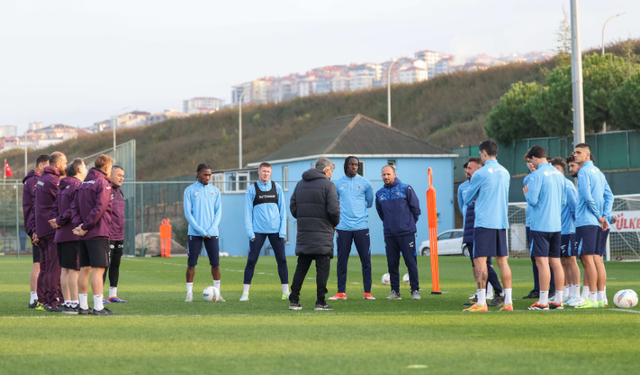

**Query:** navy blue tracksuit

left=336, top=229, right=372, bottom=293
left=375, top=178, right=421, bottom=293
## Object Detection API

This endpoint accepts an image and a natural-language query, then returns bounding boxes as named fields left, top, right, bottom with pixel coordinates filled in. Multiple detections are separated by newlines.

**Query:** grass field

left=1, top=254, right=639, bottom=374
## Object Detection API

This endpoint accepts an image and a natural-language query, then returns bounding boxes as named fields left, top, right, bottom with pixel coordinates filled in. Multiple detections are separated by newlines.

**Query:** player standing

left=184, top=163, right=223, bottom=302
left=523, top=147, right=566, bottom=310
left=240, top=162, right=289, bottom=301
left=23, top=154, right=49, bottom=309
left=463, top=140, right=513, bottom=312
left=103, top=165, right=127, bottom=303
left=329, top=156, right=375, bottom=301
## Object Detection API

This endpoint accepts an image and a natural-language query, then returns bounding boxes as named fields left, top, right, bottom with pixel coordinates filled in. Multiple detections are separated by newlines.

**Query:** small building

left=213, top=114, right=456, bottom=256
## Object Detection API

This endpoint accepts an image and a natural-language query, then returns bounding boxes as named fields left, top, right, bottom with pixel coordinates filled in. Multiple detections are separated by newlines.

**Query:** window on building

left=224, top=171, right=254, bottom=193
left=282, top=166, right=289, bottom=191
left=387, top=160, right=396, bottom=169
left=358, top=161, right=365, bottom=177
left=249, top=171, right=259, bottom=184
left=213, top=173, right=224, bottom=190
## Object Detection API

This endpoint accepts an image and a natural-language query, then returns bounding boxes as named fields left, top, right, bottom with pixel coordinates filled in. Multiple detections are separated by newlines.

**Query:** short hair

left=315, top=157, right=335, bottom=172
left=66, top=158, right=84, bottom=177
left=35, top=154, right=49, bottom=168
left=94, top=154, right=115, bottom=170
left=479, top=140, right=498, bottom=157
left=382, top=164, right=396, bottom=173
left=590, top=153, right=595, bottom=162
left=258, top=162, right=271, bottom=170
left=550, top=157, right=566, bottom=170
left=196, top=163, right=211, bottom=173
left=343, top=156, right=359, bottom=175
left=467, top=156, right=483, bottom=166
left=463, top=162, right=469, bottom=169
left=566, top=154, right=575, bottom=164
left=523, top=152, right=530, bottom=161
left=49, top=152, right=65, bottom=166
left=525, top=145, right=547, bottom=159
left=112, top=165, right=124, bottom=172
left=575, top=143, right=591, bottom=153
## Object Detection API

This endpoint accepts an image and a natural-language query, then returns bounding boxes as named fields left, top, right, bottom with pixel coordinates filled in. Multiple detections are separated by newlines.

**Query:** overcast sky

left=1, top=0, right=638, bottom=133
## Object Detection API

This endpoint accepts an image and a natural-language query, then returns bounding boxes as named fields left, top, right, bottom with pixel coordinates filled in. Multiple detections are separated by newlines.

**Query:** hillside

left=5, top=39, right=638, bottom=181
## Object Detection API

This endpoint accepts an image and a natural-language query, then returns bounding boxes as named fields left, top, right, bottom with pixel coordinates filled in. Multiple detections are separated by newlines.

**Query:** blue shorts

left=529, top=231, right=561, bottom=258
left=465, top=243, right=493, bottom=265
left=575, top=226, right=599, bottom=256
left=561, top=234, right=576, bottom=257
left=187, top=235, right=220, bottom=267
left=596, top=229, right=609, bottom=256
left=473, top=228, right=508, bottom=258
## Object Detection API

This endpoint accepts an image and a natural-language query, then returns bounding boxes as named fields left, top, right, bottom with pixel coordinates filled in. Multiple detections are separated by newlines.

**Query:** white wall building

left=399, top=66, right=429, bottom=84
left=28, top=121, right=43, bottom=132
left=331, top=76, right=350, bottom=92
left=0, top=125, right=17, bottom=138
left=111, top=111, right=150, bottom=129
left=350, top=74, right=374, bottom=91
left=146, top=110, right=188, bottom=125
left=415, top=50, right=442, bottom=78
left=183, top=97, right=224, bottom=114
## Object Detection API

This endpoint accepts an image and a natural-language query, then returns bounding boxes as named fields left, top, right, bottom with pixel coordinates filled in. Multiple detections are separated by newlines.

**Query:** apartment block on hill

left=183, top=97, right=224, bottom=114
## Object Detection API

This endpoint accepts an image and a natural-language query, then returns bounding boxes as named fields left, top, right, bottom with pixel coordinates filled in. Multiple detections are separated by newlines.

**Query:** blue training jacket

left=457, top=180, right=469, bottom=218
left=245, top=180, right=286, bottom=239
left=524, top=173, right=533, bottom=228
left=464, top=159, right=510, bottom=230
left=335, top=174, right=373, bottom=231
left=183, top=181, right=222, bottom=237
left=524, top=163, right=566, bottom=233
left=375, top=178, right=421, bottom=237
left=602, top=173, right=614, bottom=223
left=575, top=161, right=607, bottom=228
left=561, top=177, right=577, bottom=235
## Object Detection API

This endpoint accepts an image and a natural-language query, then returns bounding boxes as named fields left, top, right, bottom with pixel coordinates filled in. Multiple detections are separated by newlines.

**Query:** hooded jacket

left=35, top=166, right=61, bottom=238
left=22, top=170, right=39, bottom=237
left=290, top=168, right=340, bottom=257
left=52, top=176, right=82, bottom=243
left=72, top=168, right=112, bottom=240
left=375, top=178, right=421, bottom=237
left=109, top=182, right=125, bottom=241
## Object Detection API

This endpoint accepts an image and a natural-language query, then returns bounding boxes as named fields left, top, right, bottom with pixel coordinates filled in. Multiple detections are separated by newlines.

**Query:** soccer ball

left=403, top=273, right=410, bottom=285
left=203, top=286, right=220, bottom=302
left=381, top=273, right=390, bottom=286
left=613, top=289, right=638, bottom=308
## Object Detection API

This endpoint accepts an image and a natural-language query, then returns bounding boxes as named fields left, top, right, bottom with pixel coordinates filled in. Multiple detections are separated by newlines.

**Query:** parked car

left=419, top=229, right=469, bottom=257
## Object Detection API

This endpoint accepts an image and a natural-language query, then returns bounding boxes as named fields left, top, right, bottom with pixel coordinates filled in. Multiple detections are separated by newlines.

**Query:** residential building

left=297, top=74, right=317, bottom=97
left=146, top=110, right=188, bottom=125
left=92, top=120, right=111, bottom=133
left=435, top=56, right=456, bottom=76
left=311, top=65, right=349, bottom=77
left=34, top=124, right=86, bottom=141
left=415, top=50, right=442, bottom=78
left=269, top=76, right=297, bottom=102
left=350, top=74, right=374, bottom=91
left=399, top=66, right=428, bottom=84
left=349, top=63, right=382, bottom=81
left=0, top=125, right=17, bottom=138
left=28, top=121, right=43, bottom=131
left=231, top=78, right=273, bottom=105
left=111, top=111, right=151, bottom=129
left=315, top=75, right=333, bottom=95
left=331, top=75, right=350, bottom=92
left=231, top=84, right=247, bottom=104
left=381, top=58, right=426, bottom=86
left=183, top=97, right=224, bottom=114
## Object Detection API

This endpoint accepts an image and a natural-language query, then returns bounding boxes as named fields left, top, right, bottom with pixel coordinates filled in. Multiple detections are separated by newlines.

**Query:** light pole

left=387, top=58, right=398, bottom=127
left=601, top=12, right=624, bottom=133
left=238, top=88, right=249, bottom=169
left=570, top=0, right=585, bottom=147
left=113, top=106, right=130, bottom=153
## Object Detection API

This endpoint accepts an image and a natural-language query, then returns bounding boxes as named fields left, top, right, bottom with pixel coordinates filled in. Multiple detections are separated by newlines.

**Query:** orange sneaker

left=328, top=293, right=347, bottom=300
left=363, top=293, right=376, bottom=300
left=463, top=303, right=488, bottom=312
left=499, top=303, right=513, bottom=311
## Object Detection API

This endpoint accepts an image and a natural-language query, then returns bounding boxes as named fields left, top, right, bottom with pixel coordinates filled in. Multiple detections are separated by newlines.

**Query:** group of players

left=24, top=152, right=126, bottom=315
left=458, top=141, right=614, bottom=311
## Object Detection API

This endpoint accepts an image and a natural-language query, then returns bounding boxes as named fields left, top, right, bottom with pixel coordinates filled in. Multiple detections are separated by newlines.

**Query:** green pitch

left=1, top=255, right=639, bottom=375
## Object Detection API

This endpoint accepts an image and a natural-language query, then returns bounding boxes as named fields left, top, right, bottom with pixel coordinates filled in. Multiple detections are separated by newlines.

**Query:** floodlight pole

left=238, top=88, right=249, bottom=169
left=601, top=12, right=625, bottom=133
left=570, top=0, right=585, bottom=147
left=387, top=58, right=398, bottom=127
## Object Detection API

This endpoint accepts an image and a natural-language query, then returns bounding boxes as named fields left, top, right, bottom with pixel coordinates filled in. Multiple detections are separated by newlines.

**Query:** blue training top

left=561, top=177, right=577, bottom=235
left=457, top=180, right=469, bottom=218
left=335, top=174, right=373, bottom=231
left=524, top=163, right=566, bottom=233
left=183, top=181, right=222, bottom=237
left=464, top=159, right=510, bottom=230
left=575, top=161, right=607, bottom=228
left=245, top=180, right=286, bottom=239
left=524, top=173, right=533, bottom=228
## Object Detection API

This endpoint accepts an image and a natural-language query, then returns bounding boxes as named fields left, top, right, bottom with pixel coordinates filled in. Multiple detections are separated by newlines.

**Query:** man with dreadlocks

left=328, top=156, right=375, bottom=301
left=183, top=163, right=223, bottom=302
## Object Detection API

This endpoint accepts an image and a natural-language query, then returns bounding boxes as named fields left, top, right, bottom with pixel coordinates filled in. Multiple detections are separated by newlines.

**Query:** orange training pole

left=426, top=168, right=441, bottom=294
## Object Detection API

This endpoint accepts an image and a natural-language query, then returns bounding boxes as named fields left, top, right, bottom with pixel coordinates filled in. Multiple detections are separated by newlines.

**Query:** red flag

left=5, top=161, right=12, bottom=177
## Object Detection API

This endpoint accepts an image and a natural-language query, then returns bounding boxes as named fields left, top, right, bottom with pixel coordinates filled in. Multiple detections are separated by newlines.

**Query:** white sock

left=109, top=286, right=117, bottom=298
left=589, top=292, right=597, bottom=303
left=539, top=291, right=549, bottom=305
left=282, top=284, right=290, bottom=295
left=64, top=300, right=70, bottom=307
left=563, top=285, right=569, bottom=297
left=71, top=300, right=78, bottom=308
left=79, top=294, right=89, bottom=310
left=597, top=291, right=605, bottom=302
left=477, top=289, right=486, bottom=307
left=186, top=282, right=193, bottom=295
left=30, top=291, right=37, bottom=304
left=486, top=283, right=494, bottom=299
left=570, top=284, right=578, bottom=298
left=214, top=280, right=220, bottom=292
left=504, top=288, right=512, bottom=305
left=243, top=284, right=250, bottom=294
left=94, top=295, right=104, bottom=311
left=555, top=290, right=563, bottom=303
left=581, top=286, right=590, bottom=300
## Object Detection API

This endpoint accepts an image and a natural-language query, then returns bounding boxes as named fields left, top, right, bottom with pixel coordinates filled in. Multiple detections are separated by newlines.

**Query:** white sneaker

left=469, top=293, right=477, bottom=300
left=563, top=295, right=572, bottom=304
left=239, top=292, right=249, bottom=302
left=216, top=294, right=226, bottom=302
left=568, top=297, right=585, bottom=307
left=185, top=293, right=193, bottom=302
left=486, top=294, right=494, bottom=301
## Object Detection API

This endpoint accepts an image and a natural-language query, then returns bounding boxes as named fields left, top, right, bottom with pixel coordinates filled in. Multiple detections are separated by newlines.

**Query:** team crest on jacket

left=211, top=191, right=215, bottom=196
left=357, top=185, right=361, bottom=190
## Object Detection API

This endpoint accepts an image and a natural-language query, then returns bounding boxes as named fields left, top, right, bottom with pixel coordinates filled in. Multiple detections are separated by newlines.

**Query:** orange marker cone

left=426, top=168, right=441, bottom=294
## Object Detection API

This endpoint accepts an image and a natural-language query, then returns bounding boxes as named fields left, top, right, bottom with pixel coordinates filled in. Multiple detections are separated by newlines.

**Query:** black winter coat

left=290, top=168, right=340, bottom=257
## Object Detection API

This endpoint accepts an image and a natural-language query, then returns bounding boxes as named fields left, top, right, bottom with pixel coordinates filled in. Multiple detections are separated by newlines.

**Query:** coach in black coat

left=288, top=158, right=340, bottom=310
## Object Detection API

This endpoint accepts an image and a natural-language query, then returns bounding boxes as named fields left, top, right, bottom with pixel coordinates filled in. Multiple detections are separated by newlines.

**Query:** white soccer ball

left=403, top=273, right=410, bottom=285
left=613, top=289, right=638, bottom=308
left=203, top=286, right=220, bottom=302
left=381, top=273, right=390, bottom=286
